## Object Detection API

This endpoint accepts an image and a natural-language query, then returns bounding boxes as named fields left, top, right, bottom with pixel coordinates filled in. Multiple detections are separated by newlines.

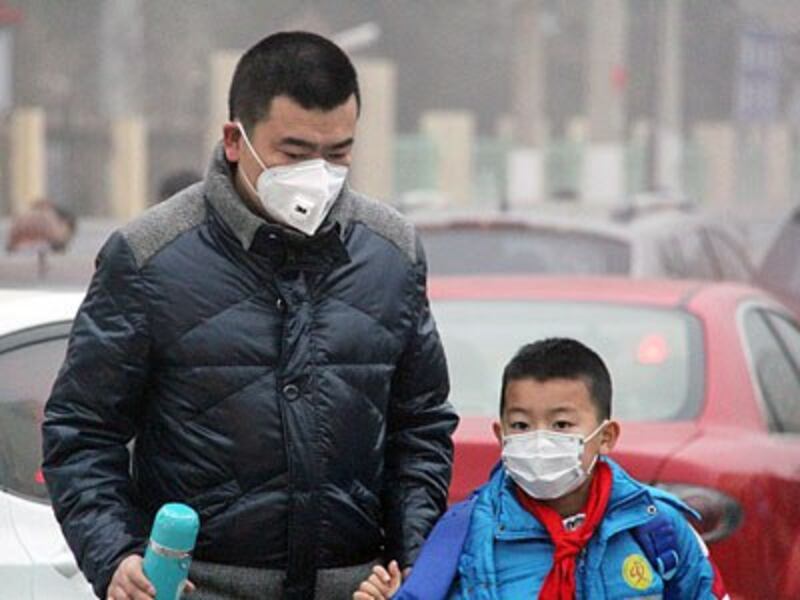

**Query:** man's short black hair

left=229, top=31, right=360, bottom=132
left=500, top=338, right=612, bottom=420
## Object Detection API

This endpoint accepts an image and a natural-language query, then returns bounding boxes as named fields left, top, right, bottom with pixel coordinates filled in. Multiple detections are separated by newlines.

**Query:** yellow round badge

left=622, top=554, right=653, bottom=590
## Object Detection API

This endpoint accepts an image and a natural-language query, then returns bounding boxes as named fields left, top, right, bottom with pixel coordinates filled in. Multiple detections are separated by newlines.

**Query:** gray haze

left=1, top=0, right=799, bottom=232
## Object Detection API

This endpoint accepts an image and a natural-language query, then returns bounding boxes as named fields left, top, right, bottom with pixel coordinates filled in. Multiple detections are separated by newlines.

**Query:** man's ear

left=222, top=122, right=243, bottom=163
left=492, top=420, right=504, bottom=447
left=599, top=420, right=621, bottom=454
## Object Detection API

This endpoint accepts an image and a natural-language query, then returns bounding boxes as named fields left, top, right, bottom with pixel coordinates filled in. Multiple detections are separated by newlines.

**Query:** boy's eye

left=553, top=420, right=573, bottom=430
left=509, top=421, right=529, bottom=431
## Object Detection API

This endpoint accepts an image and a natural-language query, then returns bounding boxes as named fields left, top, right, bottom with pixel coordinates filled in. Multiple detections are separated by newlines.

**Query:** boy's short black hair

left=500, top=338, right=612, bottom=420
left=229, top=31, right=360, bottom=132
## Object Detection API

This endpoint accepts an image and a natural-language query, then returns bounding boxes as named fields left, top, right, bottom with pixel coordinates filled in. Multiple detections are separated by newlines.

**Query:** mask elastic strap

left=236, top=122, right=269, bottom=172
left=583, top=419, right=609, bottom=444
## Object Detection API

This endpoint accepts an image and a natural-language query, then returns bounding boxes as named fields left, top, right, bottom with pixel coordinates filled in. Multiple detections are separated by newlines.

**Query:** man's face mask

left=501, top=420, right=608, bottom=500
left=237, top=122, right=348, bottom=236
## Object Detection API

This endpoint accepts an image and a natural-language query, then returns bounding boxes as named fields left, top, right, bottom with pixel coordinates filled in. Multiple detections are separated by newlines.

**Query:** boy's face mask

left=236, top=122, right=348, bottom=236
left=501, top=420, right=608, bottom=500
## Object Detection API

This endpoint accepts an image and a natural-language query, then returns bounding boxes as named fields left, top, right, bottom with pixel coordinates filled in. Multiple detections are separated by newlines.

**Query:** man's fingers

left=107, top=587, right=130, bottom=600
left=358, top=580, right=387, bottom=600
left=372, top=564, right=392, bottom=584
left=123, top=558, right=155, bottom=596
left=185, top=579, right=197, bottom=593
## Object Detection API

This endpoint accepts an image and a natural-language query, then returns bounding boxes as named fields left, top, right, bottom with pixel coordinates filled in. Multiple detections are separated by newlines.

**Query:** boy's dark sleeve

left=41, top=232, right=151, bottom=598
left=382, top=241, right=459, bottom=568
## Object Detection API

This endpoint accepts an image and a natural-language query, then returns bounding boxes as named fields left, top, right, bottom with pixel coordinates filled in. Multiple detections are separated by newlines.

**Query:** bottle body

left=142, top=503, right=200, bottom=600
left=143, top=539, right=193, bottom=600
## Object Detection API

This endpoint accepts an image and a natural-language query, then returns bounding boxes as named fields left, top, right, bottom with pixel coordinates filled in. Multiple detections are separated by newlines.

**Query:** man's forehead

left=262, top=94, right=358, bottom=123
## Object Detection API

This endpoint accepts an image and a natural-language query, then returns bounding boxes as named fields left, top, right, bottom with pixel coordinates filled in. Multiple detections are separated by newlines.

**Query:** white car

left=0, top=289, right=94, bottom=599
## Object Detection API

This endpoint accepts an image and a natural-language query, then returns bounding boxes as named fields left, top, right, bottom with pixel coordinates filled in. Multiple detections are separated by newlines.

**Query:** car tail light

left=637, top=334, right=669, bottom=365
left=655, top=483, right=743, bottom=543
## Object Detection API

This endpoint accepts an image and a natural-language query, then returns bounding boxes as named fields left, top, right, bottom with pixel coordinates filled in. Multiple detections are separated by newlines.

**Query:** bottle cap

left=150, top=503, right=200, bottom=553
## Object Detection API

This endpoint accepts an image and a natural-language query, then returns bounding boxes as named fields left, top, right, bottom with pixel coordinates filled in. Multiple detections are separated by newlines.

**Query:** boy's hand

left=353, top=560, right=403, bottom=600
left=106, top=554, right=196, bottom=600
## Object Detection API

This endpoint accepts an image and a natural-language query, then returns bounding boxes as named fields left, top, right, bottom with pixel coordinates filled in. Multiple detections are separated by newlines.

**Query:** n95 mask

left=237, top=122, right=348, bottom=236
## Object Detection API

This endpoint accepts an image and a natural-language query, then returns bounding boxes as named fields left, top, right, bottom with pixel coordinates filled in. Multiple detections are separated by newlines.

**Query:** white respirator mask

left=501, top=420, right=608, bottom=500
left=237, top=122, right=348, bottom=236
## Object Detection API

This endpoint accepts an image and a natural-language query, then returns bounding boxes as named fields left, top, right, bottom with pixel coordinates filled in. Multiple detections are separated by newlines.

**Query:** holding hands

left=353, top=560, right=405, bottom=600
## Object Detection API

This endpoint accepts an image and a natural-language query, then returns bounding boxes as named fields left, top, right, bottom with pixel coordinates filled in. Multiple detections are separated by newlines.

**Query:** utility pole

left=654, top=0, right=683, bottom=194
left=583, top=0, right=627, bottom=204
left=507, top=0, right=547, bottom=206
left=101, top=0, right=147, bottom=218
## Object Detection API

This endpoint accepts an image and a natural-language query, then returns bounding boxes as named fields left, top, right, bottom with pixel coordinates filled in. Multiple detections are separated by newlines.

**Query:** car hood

left=610, top=421, right=701, bottom=483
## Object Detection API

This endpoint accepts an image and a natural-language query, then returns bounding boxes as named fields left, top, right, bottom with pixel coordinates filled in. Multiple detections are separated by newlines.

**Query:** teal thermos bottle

left=142, top=503, right=200, bottom=600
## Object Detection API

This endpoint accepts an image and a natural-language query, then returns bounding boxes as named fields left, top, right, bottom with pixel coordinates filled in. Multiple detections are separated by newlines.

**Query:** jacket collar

left=490, top=457, right=660, bottom=542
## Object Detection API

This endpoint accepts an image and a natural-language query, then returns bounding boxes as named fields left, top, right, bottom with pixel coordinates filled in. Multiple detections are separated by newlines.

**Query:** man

left=42, top=31, right=457, bottom=600
left=6, top=199, right=76, bottom=254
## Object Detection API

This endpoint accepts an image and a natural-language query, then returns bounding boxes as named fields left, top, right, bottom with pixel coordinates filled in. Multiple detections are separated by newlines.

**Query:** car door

left=0, top=323, right=94, bottom=600
left=740, top=305, right=800, bottom=597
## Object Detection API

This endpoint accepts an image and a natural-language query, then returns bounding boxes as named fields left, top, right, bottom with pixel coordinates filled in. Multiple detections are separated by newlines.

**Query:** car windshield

left=432, top=299, right=703, bottom=421
left=419, top=228, right=631, bottom=276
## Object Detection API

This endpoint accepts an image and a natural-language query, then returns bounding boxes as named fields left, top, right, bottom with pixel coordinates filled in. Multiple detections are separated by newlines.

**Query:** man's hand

left=353, top=560, right=404, bottom=600
left=107, top=555, right=154, bottom=600
left=106, top=554, right=196, bottom=600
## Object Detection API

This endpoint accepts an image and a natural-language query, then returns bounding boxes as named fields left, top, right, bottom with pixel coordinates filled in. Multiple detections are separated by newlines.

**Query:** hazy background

left=1, top=0, right=799, bottom=251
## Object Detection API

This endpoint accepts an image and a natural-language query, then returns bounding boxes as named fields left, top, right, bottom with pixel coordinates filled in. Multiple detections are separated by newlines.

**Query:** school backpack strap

left=632, top=512, right=680, bottom=581
left=393, top=494, right=479, bottom=600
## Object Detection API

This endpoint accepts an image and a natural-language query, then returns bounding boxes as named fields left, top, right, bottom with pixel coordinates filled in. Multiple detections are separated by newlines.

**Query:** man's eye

left=284, top=152, right=305, bottom=160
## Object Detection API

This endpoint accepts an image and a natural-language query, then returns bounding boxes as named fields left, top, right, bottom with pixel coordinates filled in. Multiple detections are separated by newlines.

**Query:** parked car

left=4, top=278, right=799, bottom=599
left=430, top=276, right=800, bottom=600
left=0, top=289, right=92, bottom=599
left=415, top=207, right=755, bottom=282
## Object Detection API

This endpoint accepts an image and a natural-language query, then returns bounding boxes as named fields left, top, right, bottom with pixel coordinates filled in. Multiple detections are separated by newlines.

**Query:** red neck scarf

left=514, top=460, right=613, bottom=600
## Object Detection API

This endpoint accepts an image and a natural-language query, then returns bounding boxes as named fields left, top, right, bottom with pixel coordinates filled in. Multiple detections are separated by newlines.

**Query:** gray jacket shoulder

left=119, top=182, right=207, bottom=268
left=335, top=188, right=419, bottom=264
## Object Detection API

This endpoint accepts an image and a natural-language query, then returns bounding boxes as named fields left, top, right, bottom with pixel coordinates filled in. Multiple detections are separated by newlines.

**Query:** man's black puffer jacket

left=41, top=146, right=457, bottom=599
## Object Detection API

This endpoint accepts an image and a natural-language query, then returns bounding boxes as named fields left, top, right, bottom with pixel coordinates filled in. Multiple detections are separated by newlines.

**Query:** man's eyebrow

left=278, top=137, right=354, bottom=151
left=279, top=137, right=317, bottom=150
left=328, top=138, right=354, bottom=150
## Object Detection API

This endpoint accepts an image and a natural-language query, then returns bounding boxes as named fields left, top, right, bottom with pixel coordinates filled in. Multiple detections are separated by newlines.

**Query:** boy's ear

left=492, top=420, right=504, bottom=447
left=599, top=420, right=621, bottom=454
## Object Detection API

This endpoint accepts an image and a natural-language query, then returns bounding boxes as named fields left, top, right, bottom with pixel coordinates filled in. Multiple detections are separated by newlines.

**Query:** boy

left=355, top=338, right=727, bottom=599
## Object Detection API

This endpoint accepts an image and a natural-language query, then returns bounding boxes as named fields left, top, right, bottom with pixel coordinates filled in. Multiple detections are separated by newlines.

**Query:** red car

left=430, top=276, right=800, bottom=600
